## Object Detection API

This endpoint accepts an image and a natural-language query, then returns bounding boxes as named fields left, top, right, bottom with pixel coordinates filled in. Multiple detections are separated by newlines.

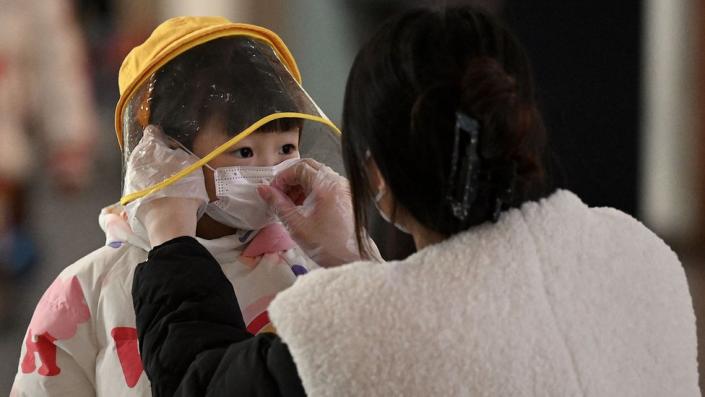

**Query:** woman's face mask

left=373, top=182, right=410, bottom=234
left=365, top=150, right=410, bottom=234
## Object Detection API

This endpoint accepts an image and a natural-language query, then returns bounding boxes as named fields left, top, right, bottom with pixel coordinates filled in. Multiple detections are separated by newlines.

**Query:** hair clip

left=445, top=111, right=480, bottom=221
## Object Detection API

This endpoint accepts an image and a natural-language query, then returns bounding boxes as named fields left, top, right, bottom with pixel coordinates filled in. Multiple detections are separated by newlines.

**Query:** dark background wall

left=504, top=0, right=642, bottom=216
left=348, top=0, right=643, bottom=259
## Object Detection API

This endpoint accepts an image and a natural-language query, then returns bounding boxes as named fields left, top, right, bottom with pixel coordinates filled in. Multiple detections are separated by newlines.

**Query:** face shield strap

left=162, top=133, right=216, bottom=172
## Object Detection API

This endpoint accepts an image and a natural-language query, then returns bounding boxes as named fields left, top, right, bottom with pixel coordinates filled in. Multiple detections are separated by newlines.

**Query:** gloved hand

left=123, top=125, right=209, bottom=248
left=257, top=159, right=381, bottom=267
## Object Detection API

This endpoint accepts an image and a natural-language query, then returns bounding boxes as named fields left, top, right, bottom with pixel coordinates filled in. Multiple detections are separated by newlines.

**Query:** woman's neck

left=403, top=217, right=446, bottom=251
left=412, top=229, right=446, bottom=251
left=196, top=214, right=237, bottom=239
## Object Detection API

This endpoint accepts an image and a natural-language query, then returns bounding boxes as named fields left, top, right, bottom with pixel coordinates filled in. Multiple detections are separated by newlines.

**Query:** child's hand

left=140, top=196, right=202, bottom=247
left=123, top=125, right=209, bottom=247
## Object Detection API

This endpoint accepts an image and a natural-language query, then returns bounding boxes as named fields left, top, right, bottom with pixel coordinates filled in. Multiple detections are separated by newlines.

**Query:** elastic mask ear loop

left=164, top=135, right=215, bottom=172
left=365, top=149, right=386, bottom=203
left=445, top=111, right=480, bottom=221
left=374, top=185, right=386, bottom=203
left=365, top=148, right=410, bottom=233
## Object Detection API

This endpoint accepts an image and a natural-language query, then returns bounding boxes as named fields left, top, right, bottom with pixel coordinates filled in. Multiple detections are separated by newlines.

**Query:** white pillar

left=156, top=0, right=254, bottom=22
left=641, top=0, right=699, bottom=239
left=276, top=0, right=357, bottom=126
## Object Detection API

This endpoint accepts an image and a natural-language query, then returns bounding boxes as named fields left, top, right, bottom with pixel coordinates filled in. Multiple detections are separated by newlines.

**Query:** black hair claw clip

left=445, top=111, right=480, bottom=221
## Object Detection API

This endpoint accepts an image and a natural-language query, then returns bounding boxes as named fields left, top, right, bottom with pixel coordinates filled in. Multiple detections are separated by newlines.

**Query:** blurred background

left=0, top=0, right=703, bottom=393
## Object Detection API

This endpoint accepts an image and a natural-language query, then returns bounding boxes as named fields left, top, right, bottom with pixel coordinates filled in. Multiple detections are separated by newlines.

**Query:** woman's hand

left=123, top=125, right=209, bottom=247
left=258, top=159, right=381, bottom=267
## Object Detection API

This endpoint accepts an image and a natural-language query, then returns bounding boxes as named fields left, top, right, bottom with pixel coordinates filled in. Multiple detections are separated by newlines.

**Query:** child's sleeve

left=11, top=274, right=97, bottom=396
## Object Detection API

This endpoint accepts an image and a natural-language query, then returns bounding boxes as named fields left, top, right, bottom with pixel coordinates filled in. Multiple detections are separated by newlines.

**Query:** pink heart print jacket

left=10, top=204, right=319, bottom=396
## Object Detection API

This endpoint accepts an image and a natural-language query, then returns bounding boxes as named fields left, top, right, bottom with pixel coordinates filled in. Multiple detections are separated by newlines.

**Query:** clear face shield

left=117, top=35, right=342, bottom=207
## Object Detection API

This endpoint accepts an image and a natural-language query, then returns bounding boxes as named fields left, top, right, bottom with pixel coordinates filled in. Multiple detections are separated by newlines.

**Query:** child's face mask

left=204, top=158, right=301, bottom=230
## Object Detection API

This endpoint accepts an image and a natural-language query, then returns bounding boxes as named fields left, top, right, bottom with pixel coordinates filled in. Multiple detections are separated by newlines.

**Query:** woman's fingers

left=257, top=185, right=305, bottom=228
left=270, top=159, right=323, bottom=193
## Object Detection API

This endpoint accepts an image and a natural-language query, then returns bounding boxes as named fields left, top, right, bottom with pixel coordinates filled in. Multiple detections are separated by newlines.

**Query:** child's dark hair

left=146, top=36, right=307, bottom=149
left=342, top=7, right=551, bottom=256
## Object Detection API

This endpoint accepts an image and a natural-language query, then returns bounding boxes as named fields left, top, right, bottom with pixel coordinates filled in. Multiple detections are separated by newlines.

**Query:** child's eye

left=280, top=144, right=297, bottom=155
left=232, top=147, right=253, bottom=158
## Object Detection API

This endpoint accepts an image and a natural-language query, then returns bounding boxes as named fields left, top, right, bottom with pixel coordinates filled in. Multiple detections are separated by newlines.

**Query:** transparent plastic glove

left=258, top=159, right=381, bottom=267
left=123, top=125, right=209, bottom=248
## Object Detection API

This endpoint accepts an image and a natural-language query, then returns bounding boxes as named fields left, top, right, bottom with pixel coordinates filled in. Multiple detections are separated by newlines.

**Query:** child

left=12, top=16, right=340, bottom=396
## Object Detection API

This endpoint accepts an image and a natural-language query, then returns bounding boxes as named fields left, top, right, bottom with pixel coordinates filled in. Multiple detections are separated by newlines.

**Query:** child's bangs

left=255, top=118, right=305, bottom=133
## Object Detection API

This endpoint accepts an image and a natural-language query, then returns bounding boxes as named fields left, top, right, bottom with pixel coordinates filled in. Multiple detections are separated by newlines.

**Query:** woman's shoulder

left=522, top=189, right=681, bottom=269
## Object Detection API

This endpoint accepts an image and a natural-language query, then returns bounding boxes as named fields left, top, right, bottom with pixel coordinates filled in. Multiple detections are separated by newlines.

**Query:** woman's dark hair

left=146, top=36, right=306, bottom=149
left=342, top=7, right=551, bottom=256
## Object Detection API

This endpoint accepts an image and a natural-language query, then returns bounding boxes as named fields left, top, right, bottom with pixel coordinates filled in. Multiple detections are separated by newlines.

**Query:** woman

left=131, top=7, right=699, bottom=396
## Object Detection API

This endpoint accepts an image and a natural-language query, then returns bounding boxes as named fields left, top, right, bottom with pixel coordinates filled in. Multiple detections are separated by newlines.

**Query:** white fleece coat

left=269, top=190, right=700, bottom=397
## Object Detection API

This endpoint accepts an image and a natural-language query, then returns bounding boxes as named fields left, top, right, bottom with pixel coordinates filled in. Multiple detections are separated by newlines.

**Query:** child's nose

left=254, top=153, right=279, bottom=167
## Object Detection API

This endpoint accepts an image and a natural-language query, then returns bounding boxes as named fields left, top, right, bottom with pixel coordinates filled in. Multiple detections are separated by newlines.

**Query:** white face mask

left=373, top=183, right=410, bottom=234
left=205, top=158, right=300, bottom=231
left=366, top=149, right=409, bottom=234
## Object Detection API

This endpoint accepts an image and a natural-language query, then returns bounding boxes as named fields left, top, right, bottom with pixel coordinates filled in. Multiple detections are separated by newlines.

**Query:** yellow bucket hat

left=114, top=16, right=302, bottom=149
